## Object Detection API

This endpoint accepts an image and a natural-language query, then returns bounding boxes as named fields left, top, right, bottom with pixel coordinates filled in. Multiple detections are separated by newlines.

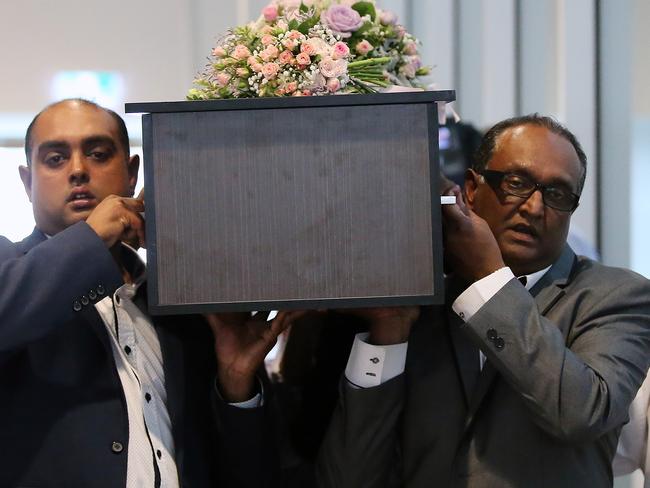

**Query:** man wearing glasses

left=317, top=115, right=650, bottom=487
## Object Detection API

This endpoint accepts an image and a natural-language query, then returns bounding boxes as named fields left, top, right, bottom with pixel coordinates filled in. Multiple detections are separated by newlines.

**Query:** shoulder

left=572, top=256, right=649, bottom=289
left=0, top=234, right=21, bottom=262
left=567, top=256, right=650, bottom=310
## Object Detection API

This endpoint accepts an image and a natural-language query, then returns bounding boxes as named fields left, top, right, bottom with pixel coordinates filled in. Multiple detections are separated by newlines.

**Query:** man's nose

left=68, top=153, right=89, bottom=184
left=520, top=189, right=545, bottom=217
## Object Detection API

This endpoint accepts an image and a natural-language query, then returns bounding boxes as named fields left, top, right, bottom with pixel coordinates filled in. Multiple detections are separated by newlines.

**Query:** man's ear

left=18, top=165, right=32, bottom=202
left=464, top=168, right=480, bottom=210
left=127, top=155, right=140, bottom=197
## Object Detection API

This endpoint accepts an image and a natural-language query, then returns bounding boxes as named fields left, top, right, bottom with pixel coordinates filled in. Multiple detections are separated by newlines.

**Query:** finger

left=441, top=199, right=470, bottom=224
left=268, top=311, right=298, bottom=338
left=250, top=310, right=271, bottom=323
left=129, top=211, right=146, bottom=249
left=136, top=188, right=145, bottom=202
left=203, top=313, right=222, bottom=334
left=121, top=197, right=145, bottom=213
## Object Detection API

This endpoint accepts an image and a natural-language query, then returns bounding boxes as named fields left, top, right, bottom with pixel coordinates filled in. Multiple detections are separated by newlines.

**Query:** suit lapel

left=155, top=317, right=187, bottom=476
left=447, top=308, right=480, bottom=406
left=529, top=246, right=574, bottom=339
left=445, top=276, right=481, bottom=407
left=462, top=245, right=576, bottom=430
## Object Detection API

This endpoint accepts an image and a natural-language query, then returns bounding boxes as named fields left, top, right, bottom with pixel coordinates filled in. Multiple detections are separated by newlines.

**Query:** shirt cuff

left=452, top=267, right=514, bottom=322
left=345, top=332, right=408, bottom=388
left=230, top=393, right=262, bottom=409
left=215, top=378, right=264, bottom=409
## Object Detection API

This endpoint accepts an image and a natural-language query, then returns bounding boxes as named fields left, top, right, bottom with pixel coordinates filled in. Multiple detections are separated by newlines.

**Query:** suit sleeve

left=463, top=268, right=650, bottom=443
left=212, top=377, right=280, bottom=488
left=316, top=375, right=405, bottom=488
left=0, top=222, right=122, bottom=354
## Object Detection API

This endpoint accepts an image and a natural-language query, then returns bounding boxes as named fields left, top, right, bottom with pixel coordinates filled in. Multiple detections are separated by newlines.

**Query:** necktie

left=518, top=276, right=527, bottom=287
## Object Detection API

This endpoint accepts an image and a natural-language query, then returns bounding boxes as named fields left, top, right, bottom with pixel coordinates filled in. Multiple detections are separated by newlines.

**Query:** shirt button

left=88, top=290, right=97, bottom=300
left=487, top=328, right=498, bottom=341
left=145, top=393, right=152, bottom=402
left=111, top=441, right=124, bottom=453
left=458, top=312, right=465, bottom=320
left=81, top=295, right=90, bottom=306
left=157, top=450, right=162, bottom=459
left=124, top=346, right=132, bottom=355
left=494, top=337, right=505, bottom=350
left=73, top=300, right=82, bottom=312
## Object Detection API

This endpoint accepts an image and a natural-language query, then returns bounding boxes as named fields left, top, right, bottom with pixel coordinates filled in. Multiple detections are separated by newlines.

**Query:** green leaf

left=347, top=21, right=373, bottom=43
left=297, top=15, right=319, bottom=35
left=288, top=19, right=300, bottom=31
left=299, top=2, right=308, bottom=13
left=352, top=2, right=376, bottom=21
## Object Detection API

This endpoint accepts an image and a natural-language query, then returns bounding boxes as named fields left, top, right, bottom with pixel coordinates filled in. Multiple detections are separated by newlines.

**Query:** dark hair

left=24, top=98, right=130, bottom=165
left=472, top=114, right=587, bottom=194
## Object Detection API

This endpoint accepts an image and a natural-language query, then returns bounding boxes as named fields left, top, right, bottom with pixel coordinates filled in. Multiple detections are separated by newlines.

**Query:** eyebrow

left=502, top=165, right=577, bottom=191
left=81, top=136, right=118, bottom=151
left=36, top=136, right=118, bottom=158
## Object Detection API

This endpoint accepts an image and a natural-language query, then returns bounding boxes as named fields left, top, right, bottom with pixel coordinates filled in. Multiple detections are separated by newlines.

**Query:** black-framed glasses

left=480, top=170, right=580, bottom=212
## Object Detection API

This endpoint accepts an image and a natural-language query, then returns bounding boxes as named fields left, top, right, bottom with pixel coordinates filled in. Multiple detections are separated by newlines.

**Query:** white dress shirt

left=614, top=369, right=650, bottom=487
left=95, top=270, right=180, bottom=488
left=345, top=266, right=550, bottom=387
left=94, top=246, right=260, bottom=487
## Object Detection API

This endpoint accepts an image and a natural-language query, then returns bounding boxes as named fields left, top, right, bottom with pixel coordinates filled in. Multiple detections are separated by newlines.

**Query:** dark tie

left=518, top=276, right=527, bottom=287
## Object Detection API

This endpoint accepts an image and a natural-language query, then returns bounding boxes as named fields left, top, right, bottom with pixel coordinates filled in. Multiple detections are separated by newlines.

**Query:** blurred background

left=0, top=2, right=647, bottom=483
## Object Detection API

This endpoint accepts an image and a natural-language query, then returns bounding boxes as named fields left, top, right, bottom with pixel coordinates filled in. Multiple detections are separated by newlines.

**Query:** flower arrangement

left=188, top=0, right=430, bottom=99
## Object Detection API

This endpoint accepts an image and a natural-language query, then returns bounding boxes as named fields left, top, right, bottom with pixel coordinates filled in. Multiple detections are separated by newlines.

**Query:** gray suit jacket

left=317, top=246, right=650, bottom=488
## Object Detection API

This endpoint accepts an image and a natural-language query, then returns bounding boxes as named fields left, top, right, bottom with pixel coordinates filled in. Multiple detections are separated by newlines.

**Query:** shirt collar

left=521, top=265, right=551, bottom=291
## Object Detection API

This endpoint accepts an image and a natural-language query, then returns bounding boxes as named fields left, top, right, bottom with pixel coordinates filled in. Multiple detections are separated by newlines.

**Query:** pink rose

left=379, top=10, right=398, bottom=25
left=285, top=81, right=298, bottom=93
left=287, top=30, right=302, bottom=40
left=302, top=90, right=312, bottom=96
left=282, top=38, right=298, bottom=50
left=403, top=42, right=418, bottom=55
left=320, top=5, right=364, bottom=38
left=261, top=62, right=280, bottom=79
left=326, top=77, right=341, bottom=92
left=262, top=4, right=278, bottom=22
left=216, top=73, right=231, bottom=86
left=261, top=25, right=274, bottom=34
left=400, top=58, right=421, bottom=78
left=332, top=41, right=350, bottom=60
left=236, top=67, right=249, bottom=77
left=261, top=34, right=275, bottom=46
left=278, top=50, right=294, bottom=65
left=319, top=57, right=347, bottom=78
left=355, top=39, right=374, bottom=55
left=296, top=52, right=311, bottom=66
left=212, top=46, right=227, bottom=58
left=304, top=37, right=330, bottom=56
left=232, top=44, right=252, bottom=60
left=300, top=42, right=317, bottom=57
left=260, top=45, right=280, bottom=61
left=277, top=20, right=288, bottom=30
left=248, top=56, right=263, bottom=72
left=292, top=91, right=304, bottom=97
